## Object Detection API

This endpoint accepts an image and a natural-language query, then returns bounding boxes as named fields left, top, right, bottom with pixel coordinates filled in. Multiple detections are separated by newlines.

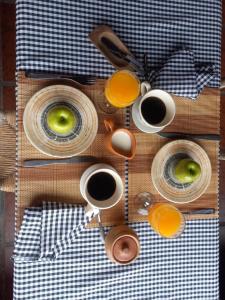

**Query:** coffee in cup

left=80, top=163, right=124, bottom=217
left=141, top=97, right=166, bottom=125
left=87, top=171, right=116, bottom=201
left=132, top=82, right=176, bottom=133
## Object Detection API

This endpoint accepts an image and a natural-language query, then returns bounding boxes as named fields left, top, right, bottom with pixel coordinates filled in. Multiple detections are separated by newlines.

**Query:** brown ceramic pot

left=105, top=225, right=140, bottom=265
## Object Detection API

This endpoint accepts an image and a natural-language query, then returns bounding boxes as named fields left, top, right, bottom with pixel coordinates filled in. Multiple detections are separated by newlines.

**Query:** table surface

left=0, top=1, right=225, bottom=300
left=13, top=1, right=221, bottom=299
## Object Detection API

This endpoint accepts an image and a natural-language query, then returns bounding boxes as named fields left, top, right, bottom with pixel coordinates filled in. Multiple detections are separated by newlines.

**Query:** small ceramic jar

left=105, top=225, right=140, bottom=265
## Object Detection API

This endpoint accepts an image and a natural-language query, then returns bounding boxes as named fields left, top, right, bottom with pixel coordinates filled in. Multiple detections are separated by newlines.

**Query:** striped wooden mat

left=17, top=71, right=220, bottom=230
left=129, top=89, right=220, bottom=222
left=17, top=71, right=125, bottom=229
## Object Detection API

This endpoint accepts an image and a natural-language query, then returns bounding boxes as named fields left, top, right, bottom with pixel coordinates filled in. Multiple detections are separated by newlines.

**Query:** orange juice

left=148, top=203, right=184, bottom=238
left=105, top=70, right=140, bottom=108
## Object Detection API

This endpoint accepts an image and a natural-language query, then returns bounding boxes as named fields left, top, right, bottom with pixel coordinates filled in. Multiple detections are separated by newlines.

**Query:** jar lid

left=112, top=235, right=138, bottom=263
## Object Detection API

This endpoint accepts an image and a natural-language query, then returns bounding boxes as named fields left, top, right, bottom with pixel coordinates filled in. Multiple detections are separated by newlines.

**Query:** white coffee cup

left=132, top=82, right=176, bottom=133
left=80, top=163, right=124, bottom=218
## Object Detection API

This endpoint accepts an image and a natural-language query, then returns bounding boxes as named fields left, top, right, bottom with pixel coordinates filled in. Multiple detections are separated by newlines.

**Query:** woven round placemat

left=23, top=85, right=98, bottom=157
left=151, top=140, right=212, bottom=204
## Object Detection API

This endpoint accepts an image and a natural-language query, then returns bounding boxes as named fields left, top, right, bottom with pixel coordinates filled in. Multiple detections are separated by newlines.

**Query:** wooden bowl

left=23, top=85, right=98, bottom=157
left=151, top=140, right=212, bottom=204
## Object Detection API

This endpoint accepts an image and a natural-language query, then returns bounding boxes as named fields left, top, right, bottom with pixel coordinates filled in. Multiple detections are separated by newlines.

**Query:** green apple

left=46, top=106, right=76, bottom=135
left=174, top=158, right=201, bottom=184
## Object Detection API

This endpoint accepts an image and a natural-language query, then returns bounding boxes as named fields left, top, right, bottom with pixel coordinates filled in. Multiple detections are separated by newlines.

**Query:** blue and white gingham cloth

left=14, top=202, right=219, bottom=300
left=15, top=0, right=220, bottom=299
left=16, top=0, right=221, bottom=99
left=150, top=49, right=217, bottom=99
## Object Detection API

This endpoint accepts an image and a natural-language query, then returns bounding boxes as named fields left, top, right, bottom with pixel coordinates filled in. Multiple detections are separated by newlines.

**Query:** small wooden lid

left=112, top=236, right=138, bottom=263
left=105, top=225, right=140, bottom=265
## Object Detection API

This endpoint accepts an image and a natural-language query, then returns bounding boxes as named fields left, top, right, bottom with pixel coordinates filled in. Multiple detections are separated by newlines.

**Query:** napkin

left=149, top=49, right=216, bottom=100
left=14, top=202, right=94, bottom=262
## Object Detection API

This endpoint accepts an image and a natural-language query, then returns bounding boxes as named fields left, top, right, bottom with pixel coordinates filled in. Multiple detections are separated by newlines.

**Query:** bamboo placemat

left=128, top=89, right=220, bottom=222
left=0, top=112, right=16, bottom=192
left=17, top=71, right=125, bottom=229
left=17, top=71, right=220, bottom=229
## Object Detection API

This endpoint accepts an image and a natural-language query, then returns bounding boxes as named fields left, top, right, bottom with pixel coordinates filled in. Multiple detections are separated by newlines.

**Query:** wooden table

left=16, top=71, right=220, bottom=229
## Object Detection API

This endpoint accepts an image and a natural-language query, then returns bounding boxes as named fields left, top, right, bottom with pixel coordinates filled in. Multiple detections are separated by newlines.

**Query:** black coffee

left=141, top=97, right=166, bottom=125
left=87, top=172, right=116, bottom=201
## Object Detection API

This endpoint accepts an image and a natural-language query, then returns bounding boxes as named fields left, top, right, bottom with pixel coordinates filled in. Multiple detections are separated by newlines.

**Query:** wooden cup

left=104, top=119, right=136, bottom=160
left=104, top=225, right=140, bottom=265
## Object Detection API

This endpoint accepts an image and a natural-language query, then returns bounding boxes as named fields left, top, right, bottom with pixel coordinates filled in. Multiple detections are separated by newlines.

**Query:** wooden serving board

left=16, top=71, right=126, bottom=229
left=89, top=25, right=133, bottom=71
left=128, top=89, right=220, bottom=222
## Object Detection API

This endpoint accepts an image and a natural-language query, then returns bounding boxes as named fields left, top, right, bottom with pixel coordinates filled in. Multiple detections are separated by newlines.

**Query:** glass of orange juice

left=105, top=70, right=140, bottom=109
left=136, top=192, right=185, bottom=238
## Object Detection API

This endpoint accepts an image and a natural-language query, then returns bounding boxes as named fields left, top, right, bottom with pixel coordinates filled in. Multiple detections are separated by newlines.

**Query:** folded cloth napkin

left=14, top=202, right=94, bottom=262
left=148, top=49, right=216, bottom=100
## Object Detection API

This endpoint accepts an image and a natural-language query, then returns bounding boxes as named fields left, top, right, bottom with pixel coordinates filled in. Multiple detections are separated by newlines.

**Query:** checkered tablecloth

left=15, top=0, right=220, bottom=299
left=16, top=0, right=221, bottom=99
left=14, top=202, right=219, bottom=300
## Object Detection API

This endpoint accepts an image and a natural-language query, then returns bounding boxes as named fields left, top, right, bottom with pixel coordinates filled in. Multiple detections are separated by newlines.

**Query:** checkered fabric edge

left=151, top=49, right=217, bottom=99
left=13, top=203, right=219, bottom=300
left=14, top=202, right=95, bottom=262
left=16, top=0, right=221, bottom=100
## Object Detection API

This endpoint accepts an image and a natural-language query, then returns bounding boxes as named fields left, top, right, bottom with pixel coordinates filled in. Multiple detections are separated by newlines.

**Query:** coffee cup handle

left=141, top=81, right=151, bottom=96
left=85, top=204, right=100, bottom=219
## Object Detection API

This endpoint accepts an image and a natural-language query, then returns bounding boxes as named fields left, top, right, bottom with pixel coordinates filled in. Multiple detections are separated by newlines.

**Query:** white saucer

left=132, top=101, right=162, bottom=133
